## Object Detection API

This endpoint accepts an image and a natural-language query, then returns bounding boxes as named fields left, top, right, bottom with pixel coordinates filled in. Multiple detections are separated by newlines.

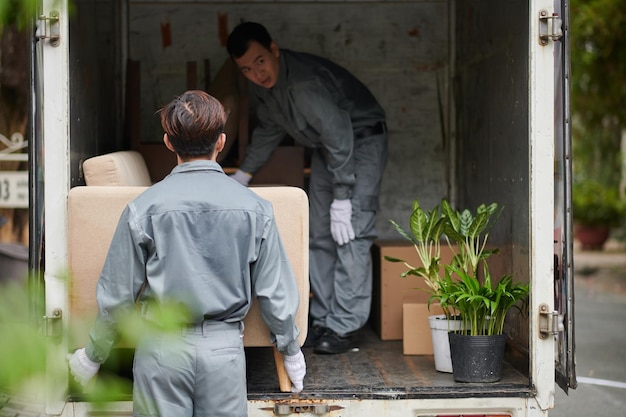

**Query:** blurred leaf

left=0, top=0, right=39, bottom=30
left=0, top=283, right=47, bottom=391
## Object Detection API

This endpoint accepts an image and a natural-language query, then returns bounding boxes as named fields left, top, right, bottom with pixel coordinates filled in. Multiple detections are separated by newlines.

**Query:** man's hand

left=230, top=169, right=252, bottom=186
left=283, top=350, right=306, bottom=393
left=67, top=348, right=100, bottom=388
left=330, top=199, right=355, bottom=245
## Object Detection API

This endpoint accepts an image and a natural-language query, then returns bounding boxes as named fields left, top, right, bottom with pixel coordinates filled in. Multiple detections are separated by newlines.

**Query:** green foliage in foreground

left=0, top=281, right=129, bottom=406
left=0, top=0, right=38, bottom=30
left=0, top=278, right=192, bottom=409
left=0, top=283, right=47, bottom=390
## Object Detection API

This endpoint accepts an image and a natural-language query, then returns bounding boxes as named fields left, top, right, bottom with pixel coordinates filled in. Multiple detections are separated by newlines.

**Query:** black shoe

left=303, top=325, right=327, bottom=348
left=314, top=329, right=352, bottom=354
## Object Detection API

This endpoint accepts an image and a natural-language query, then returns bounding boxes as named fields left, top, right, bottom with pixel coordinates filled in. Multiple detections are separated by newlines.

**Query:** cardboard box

left=402, top=303, right=446, bottom=355
left=371, top=240, right=456, bottom=340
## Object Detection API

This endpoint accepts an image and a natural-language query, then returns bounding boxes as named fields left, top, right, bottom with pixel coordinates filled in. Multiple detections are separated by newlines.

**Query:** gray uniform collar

left=171, top=160, right=225, bottom=175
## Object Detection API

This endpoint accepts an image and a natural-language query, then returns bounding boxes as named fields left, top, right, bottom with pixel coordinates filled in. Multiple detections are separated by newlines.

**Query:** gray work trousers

left=308, top=131, right=388, bottom=336
left=132, top=321, right=247, bottom=417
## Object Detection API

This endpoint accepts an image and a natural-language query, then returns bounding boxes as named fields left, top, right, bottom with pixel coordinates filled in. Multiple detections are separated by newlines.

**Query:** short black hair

left=226, top=22, right=273, bottom=58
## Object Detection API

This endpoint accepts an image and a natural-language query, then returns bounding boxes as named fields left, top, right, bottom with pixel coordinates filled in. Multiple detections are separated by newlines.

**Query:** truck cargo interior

left=59, top=0, right=551, bottom=401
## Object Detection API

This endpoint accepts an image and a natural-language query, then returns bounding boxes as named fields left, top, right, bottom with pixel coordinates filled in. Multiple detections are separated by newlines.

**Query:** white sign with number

left=0, top=171, right=29, bottom=208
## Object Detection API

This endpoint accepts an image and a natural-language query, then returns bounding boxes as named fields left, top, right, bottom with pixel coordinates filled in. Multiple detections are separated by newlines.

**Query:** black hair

left=226, top=21, right=273, bottom=58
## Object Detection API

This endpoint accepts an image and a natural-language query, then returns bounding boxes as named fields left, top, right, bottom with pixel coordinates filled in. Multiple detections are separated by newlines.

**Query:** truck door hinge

left=538, top=303, right=563, bottom=339
left=539, top=10, right=563, bottom=46
left=35, top=10, right=61, bottom=47
left=42, top=308, right=63, bottom=338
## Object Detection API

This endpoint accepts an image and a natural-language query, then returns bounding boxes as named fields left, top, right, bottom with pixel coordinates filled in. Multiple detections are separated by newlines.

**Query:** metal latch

left=43, top=308, right=63, bottom=338
left=36, top=10, right=60, bottom=47
left=538, top=303, right=562, bottom=339
left=539, top=10, right=563, bottom=45
left=274, top=403, right=330, bottom=415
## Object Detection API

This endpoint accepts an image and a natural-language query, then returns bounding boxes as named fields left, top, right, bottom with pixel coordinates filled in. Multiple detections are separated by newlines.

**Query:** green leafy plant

left=572, top=180, right=626, bottom=227
left=441, top=199, right=501, bottom=277
left=439, top=200, right=529, bottom=336
left=385, top=199, right=446, bottom=295
left=386, top=198, right=529, bottom=336
left=441, top=265, right=529, bottom=336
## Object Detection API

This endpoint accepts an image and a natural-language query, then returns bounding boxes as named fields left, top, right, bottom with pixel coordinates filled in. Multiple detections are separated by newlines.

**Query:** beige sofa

left=70, top=152, right=309, bottom=392
left=82, top=150, right=153, bottom=186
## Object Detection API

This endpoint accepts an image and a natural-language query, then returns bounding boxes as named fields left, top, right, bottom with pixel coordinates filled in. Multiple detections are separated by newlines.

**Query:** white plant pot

left=428, top=314, right=465, bottom=373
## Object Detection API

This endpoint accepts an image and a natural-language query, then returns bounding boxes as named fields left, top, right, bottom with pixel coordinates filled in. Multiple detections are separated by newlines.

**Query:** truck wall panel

left=128, top=0, right=449, bottom=239
left=454, top=0, right=530, bottom=362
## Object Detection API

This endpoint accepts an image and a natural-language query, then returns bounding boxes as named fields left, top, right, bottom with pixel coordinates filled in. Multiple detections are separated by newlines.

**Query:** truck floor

left=64, top=324, right=531, bottom=402
left=246, top=324, right=532, bottom=400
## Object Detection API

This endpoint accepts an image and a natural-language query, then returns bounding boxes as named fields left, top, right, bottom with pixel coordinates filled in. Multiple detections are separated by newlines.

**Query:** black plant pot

left=448, top=332, right=506, bottom=383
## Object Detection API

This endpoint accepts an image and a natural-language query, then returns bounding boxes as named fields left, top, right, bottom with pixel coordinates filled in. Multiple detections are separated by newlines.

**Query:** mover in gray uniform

left=68, top=90, right=306, bottom=416
left=227, top=22, right=388, bottom=354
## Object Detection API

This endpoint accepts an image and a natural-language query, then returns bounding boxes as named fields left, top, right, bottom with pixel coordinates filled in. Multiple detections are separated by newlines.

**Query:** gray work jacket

left=85, top=161, right=301, bottom=362
left=240, top=49, right=386, bottom=200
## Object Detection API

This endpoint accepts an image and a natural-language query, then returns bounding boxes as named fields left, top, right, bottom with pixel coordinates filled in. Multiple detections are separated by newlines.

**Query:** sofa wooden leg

left=273, top=347, right=292, bottom=392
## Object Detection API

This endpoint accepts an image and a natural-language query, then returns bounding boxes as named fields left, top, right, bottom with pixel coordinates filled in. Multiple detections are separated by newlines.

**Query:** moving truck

left=27, top=0, right=575, bottom=415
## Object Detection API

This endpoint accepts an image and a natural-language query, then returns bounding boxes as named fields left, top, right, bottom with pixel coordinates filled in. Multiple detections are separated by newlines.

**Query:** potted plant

left=385, top=199, right=462, bottom=373
left=386, top=198, right=530, bottom=380
left=437, top=200, right=530, bottom=383
left=572, top=180, right=626, bottom=250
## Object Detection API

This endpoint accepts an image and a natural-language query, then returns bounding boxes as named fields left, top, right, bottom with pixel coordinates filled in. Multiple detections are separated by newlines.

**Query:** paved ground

left=551, top=240, right=626, bottom=417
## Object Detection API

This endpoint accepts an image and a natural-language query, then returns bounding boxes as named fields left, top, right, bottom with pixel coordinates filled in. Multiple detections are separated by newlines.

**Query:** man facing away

left=68, top=90, right=306, bottom=417
left=227, top=22, right=388, bottom=354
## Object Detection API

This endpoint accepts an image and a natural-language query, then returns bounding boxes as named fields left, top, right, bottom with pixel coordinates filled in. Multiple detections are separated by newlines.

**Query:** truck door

left=454, top=0, right=575, bottom=408
left=32, top=0, right=72, bottom=414
left=553, top=0, right=577, bottom=393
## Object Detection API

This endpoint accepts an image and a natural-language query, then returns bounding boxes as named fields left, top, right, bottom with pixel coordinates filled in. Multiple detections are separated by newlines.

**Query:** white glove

left=330, top=199, right=355, bottom=246
left=283, top=350, right=306, bottom=393
left=230, top=169, right=251, bottom=186
left=67, top=348, right=100, bottom=387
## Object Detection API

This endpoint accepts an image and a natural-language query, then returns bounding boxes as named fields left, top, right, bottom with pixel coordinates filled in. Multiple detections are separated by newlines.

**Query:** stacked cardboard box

left=371, top=240, right=456, bottom=354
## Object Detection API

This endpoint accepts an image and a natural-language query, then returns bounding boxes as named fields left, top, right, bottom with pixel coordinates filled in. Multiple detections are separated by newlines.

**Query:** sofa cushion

left=83, top=151, right=152, bottom=186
